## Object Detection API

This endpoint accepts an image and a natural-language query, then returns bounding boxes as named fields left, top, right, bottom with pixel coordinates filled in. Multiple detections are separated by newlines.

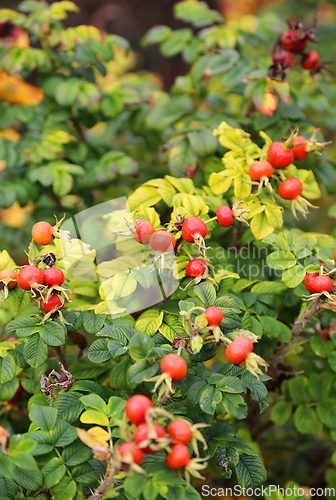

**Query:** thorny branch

left=87, top=467, right=118, bottom=500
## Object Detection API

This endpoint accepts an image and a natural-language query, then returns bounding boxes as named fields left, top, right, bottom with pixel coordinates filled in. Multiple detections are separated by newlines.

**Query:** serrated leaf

left=29, top=404, right=58, bottom=432
left=42, top=458, right=66, bottom=489
left=0, top=356, right=15, bottom=384
left=23, top=333, right=48, bottom=368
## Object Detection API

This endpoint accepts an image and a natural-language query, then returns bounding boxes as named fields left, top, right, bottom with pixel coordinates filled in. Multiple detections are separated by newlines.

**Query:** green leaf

left=13, top=468, right=43, bottom=491
left=160, top=29, right=192, bottom=58
left=88, top=338, right=112, bottom=363
left=5, top=316, right=40, bottom=337
left=289, top=376, right=311, bottom=405
left=316, top=399, right=336, bottom=429
left=188, top=130, right=217, bottom=157
left=142, top=25, right=173, bottom=46
left=216, top=376, right=247, bottom=394
left=107, top=396, right=126, bottom=420
left=220, top=393, right=247, bottom=420
left=29, top=404, right=58, bottom=432
left=23, top=333, right=48, bottom=368
left=83, top=312, right=106, bottom=334
left=62, top=441, right=92, bottom=466
left=270, top=401, right=292, bottom=426
left=0, top=454, right=14, bottom=479
left=294, top=405, right=320, bottom=434
left=80, top=394, right=107, bottom=414
left=266, top=250, right=296, bottom=270
left=52, top=419, right=78, bottom=447
left=53, top=170, right=73, bottom=197
left=309, top=373, right=334, bottom=401
left=0, top=356, right=15, bottom=384
left=39, top=321, right=66, bottom=346
left=53, top=392, right=84, bottom=424
left=42, top=458, right=66, bottom=489
left=127, top=359, right=159, bottom=384
left=199, top=386, right=222, bottom=414
left=50, top=476, right=77, bottom=500
left=128, top=333, right=154, bottom=361
left=281, top=265, right=306, bottom=288
left=234, top=453, right=267, bottom=488
left=193, top=282, right=216, bottom=307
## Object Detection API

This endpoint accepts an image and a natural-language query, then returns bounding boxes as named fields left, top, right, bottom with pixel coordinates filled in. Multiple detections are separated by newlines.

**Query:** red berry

left=31, top=221, right=54, bottom=246
left=268, top=142, right=294, bottom=169
left=249, top=160, right=274, bottom=181
left=0, top=426, right=7, bottom=437
left=273, top=50, right=294, bottom=68
left=278, top=177, right=303, bottom=200
left=302, top=50, right=319, bottom=70
left=161, top=353, right=187, bottom=381
left=292, top=136, right=309, bottom=161
left=181, top=217, right=207, bottom=243
left=188, top=168, right=195, bottom=178
left=40, top=294, right=64, bottom=313
left=305, top=273, right=319, bottom=294
left=149, top=231, right=176, bottom=253
left=125, top=395, right=153, bottom=425
left=205, top=306, right=223, bottom=327
left=185, top=259, right=208, bottom=278
left=133, top=423, right=166, bottom=454
left=311, top=275, right=334, bottom=294
left=0, top=269, right=17, bottom=289
left=133, top=220, right=155, bottom=245
left=17, top=266, right=43, bottom=290
left=117, top=443, right=143, bottom=465
left=280, top=30, right=309, bottom=53
left=216, top=206, right=234, bottom=227
left=166, top=444, right=190, bottom=469
left=334, top=249, right=336, bottom=262
left=225, top=337, right=253, bottom=365
left=167, top=420, right=192, bottom=445
left=42, top=268, right=64, bottom=287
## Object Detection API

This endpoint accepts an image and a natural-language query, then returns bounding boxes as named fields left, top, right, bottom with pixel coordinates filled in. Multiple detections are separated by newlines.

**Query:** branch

left=88, top=468, right=118, bottom=500
left=54, top=346, right=68, bottom=370
left=271, top=297, right=322, bottom=372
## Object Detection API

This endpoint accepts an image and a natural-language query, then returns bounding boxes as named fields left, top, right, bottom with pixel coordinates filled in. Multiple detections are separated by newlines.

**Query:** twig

left=271, top=297, right=322, bottom=371
left=87, top=468, right=118, bottom=500
left=158, top=391, right=172, bottom=406
left=54, top=346, right=68, bottom=370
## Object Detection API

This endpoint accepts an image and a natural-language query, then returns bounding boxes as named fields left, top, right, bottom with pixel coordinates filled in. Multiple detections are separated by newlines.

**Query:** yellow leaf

left=80, top=410, right=109, bottom=427
left=208, top=172, right=232, bottom=195
left=128, top=186, right=162, bottom=211
left=250, top=212, right=274, bottom=240
left=172, top=193, right=208, bottom=216
left=77, top=426, right=110, bottom=448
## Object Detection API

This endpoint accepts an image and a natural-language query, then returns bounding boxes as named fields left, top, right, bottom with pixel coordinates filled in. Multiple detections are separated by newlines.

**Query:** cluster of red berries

left=128, top=201, right=247, bottom=269
left=0, top=263, right=66, bottom=314
left=122, top=393, right=193, bottom=469
left=247, top=127, right=329, bottom=217
left=270, top=18, right=331, bottom=79
left=119, top=351, right=198, bottom=472
left=18, top=266, right=65, bottom=313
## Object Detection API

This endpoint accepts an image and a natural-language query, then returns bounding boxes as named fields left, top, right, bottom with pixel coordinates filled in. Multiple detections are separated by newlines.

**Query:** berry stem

left=204, top=216, right=218, bottom=225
